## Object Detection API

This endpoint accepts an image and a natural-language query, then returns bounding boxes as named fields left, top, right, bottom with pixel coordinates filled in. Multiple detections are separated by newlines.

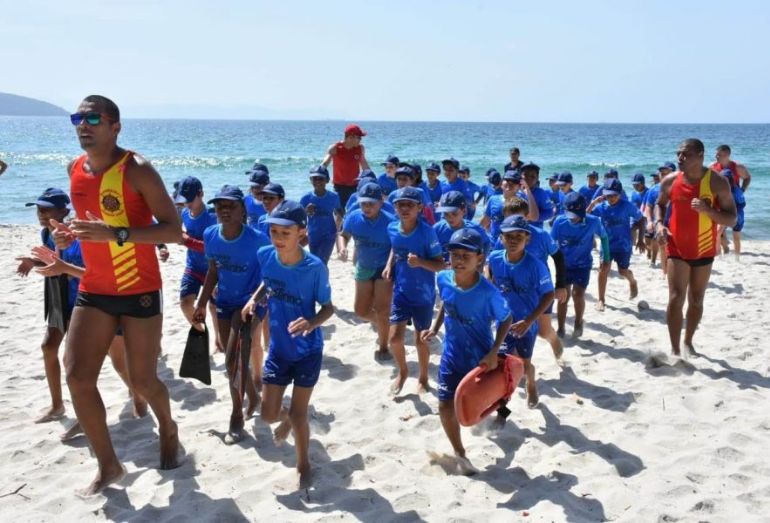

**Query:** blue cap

left=245, top=161, right=269, bottom=175
left=357, top=182, right=383, bottom=203
left=458, top=165, right=470, bottom=174
left=658, top=161, right=676, bottom=172
left=499, top=215, right=531, bottom=234
left=381, top=155, right=400, bottom=166
left=26, top=187, right=71, bottom=209
left=605, top=168, right=619, bottom=178
left=249, top=171, right=270, bottom=187
left=488, top=170, right=502, bottom=184
left=632, top=173, right=646, bottom=184
left=486, top=167, right=499, bottom=178
left=309, top=165, right=330, bottom=180
left=174, top=176, right=203, bottom=204
left=587, top=170, right=599, bottom=178
left=442, top=158, right=460, bottom=169
left=435, top=190, right=467, bottom=213
left=356, top=169, right=377, bottom=182
left=447, top=227, right=485, bottom=253
left=521, top=162, right=540, bottom=173
left=411, top=163, right=422, bottom=176
left=259, top=183, right=285, bottom=198
left=602, top=178, right=624, bottom=196
left=392, top=187, right=423, bottom=204
left=564, top=192, right=587, bottom=219
left=650, top=171, right=661, bottom=179
left=502, top=170, right=522, bottom=183
left=547, top=173, right=560, bottom=182
left=395, top=165, right=415, bottom=178
left=207, top=184, right=244, bottom=204
left=556, top=172, right=573, bottom=185
left=425, top=162, right=441, bottom=173
left=266, top=200, right=307, bottom=228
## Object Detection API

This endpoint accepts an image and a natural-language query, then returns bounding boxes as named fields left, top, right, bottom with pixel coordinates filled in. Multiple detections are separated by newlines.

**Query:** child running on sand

left=300, top=165, right=342, bottom=265
left=433, top=191, right=490, bottom=264
left=254, top=183, right=285, bottom=237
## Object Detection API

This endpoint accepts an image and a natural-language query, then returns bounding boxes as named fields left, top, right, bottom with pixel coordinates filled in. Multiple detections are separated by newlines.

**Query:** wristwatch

left=113, top=227, right=130, bottom=246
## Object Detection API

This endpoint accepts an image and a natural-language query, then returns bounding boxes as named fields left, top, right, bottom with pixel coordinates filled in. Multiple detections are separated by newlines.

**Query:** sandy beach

left=1, top=223, right=769, bottom=522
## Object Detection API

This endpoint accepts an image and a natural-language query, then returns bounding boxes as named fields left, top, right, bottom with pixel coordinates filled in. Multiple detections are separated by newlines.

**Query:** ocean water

left=1, top=117, right=768, bottom=237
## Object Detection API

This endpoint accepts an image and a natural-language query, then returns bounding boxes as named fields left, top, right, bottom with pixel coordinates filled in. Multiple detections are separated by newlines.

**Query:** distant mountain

left=0, top=93, right=68, bottom=116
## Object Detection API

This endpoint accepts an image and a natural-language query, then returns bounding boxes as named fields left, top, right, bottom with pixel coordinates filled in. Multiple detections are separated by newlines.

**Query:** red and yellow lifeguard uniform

left=331, top=142, right=362, bottom=187
left=666, top=170, right=719, bottom=261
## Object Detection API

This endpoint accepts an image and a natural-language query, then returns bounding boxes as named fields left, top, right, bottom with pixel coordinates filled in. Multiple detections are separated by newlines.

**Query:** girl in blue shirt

left=300, top=166, right=342, bottom=265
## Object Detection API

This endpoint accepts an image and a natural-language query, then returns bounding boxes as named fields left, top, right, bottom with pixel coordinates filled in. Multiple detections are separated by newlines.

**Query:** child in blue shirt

left=519, top=163, right=554, bottom=228
left=338, top=183, right=397, bottom=359
left=377, top=155, right=399, bottom=196
left=433, top=191, right=491, bottom=263
left=253, top=183, right=285, bottom=237
left=422, top=228, right=511, bottom=474
left=300, top=165, right=342, bottom=265
left=487, top=215, right=555, bottom=409
left=242, top=200, right=333, bottom=489
left=458, top=165, right=481, bottom=220
left=424, top=162, right=444, bottom=206
left=194, top=185, right=271, bottom=445
left=244, top=170, right=270, bottom=226
left=550, top=192, right=610, bottom=338
left=384, top=187, right=444, bottom=395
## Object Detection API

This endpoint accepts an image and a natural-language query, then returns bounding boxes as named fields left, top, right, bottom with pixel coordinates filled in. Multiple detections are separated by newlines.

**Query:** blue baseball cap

left=411, top=163, right=422, bottom=176
left=486, top=167, right=499, bottom=178
left=442, top=158, right=460, bottom=169
left=605, top=168, right=619, bottom=178
left=458, top=165, right=470, bottom=174
left=602, top=178, right=624, bottom=196
left=564, top=192, right=587, bottom=219
left=249, top=171, right=270, bottom=187
left=207, top=184, right=244, bottom=204
left=499, top=215, right=531, bottom=234
left=502, top=170, right=522, bottom=183
left=174, top=176, right=203, bottom=204
left=381, top=155, right=400, bottom=166
left=392, top=187, right=423, bottom=204
left=26, top=187, right=71, bottom=209
left=357, top=182, right=383, bottom=203
left=587, top=170, right=599, bottom=178
left=658, top=161, right=676, bottom=172
left=632, top=173, right=646, bottom=184
left=488, top=170, right=502, bottom=185
left=266, top=200, right=307, bottom=228
left=425, top=162, right=441, bottom=173
left=435, top=190, right=467, bottom=213
left=259, top=183, right=285, bottom=198
left=447, top=227, right=485, bottom=253
left=245, top=161, right=269, bottom=175
left=547, top=173, right=560, bottom=182
left=521, top=162, right=540, bottom=173
left=356, top=169, right=377, bottom=182
left=650, top=171, right=661, bottom=179
left=556, top=172, right=573, bottom=185
left=395, top=165, right=415, bottom=178
left=309, top=165, right=330, bottom=180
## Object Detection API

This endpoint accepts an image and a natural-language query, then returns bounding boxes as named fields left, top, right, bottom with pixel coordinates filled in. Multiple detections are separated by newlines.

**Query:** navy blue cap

left=207, top=184, right=244, bottom=204
left=245, top=161, right=269, bottom=175
left=425, top=162, right=441, bottom=173
left=521, top=162, right=540, bottom=173
left=499, top=215, right=531, bottom=234
left=266, top=200, right=307, bottom=228
left=411, top=163, right=422, bottom=175
left=309, top=165, right=330, bottom=180
left=356, top=169, right=377, bottom=182
left=171, top=181, right=180, bottom=200
left=442, top=158, right=460, bottom=169
left=26, top=187, right=71, bottom=209
left=381, top=155, right=400, bottom=166
left=259, top=183, right=285, bottom=198
left=587, top=170, right=599, bottom=178
left=249, top=171, right=270, bottom=187
left=458, top=165, right=470, bottom=174
left=486, top=167, right=499, bottom=178
left=658, top=161, right=676, bottom=171
left=632, top=173, right=645, bottom=184
left=556, top=172, right=573, bottom=185
left=605, top=168, right=619, bottom=178
left=395, top=165, right=415, bottom=178
left=488, top=170, right=502, bottom=184
left=564, top=192, right=587, bottom=219
left=650, top=171, right=661, bottom=179
left=392, top=187, right=423, bottom=204
left=435, top=190, right=467, bottom=213
left=174, top=176, right=203, bottom=204
left=447, top=227, right=485, bottom=253
left=502, top=170, right=522, bottom=183
left=602, top=178, right=624, bottom=196
left=357, top=182, right=383, bottom=203
left=547, top=173, right=560, bottom=182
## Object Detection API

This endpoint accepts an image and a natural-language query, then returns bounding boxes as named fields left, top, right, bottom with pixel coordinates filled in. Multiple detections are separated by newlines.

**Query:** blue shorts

left=437, top=358, right=472, bottom=402
left=309, top=236, right=336, bottom=265
left=389, top=298, right=433, bottom=331
left=179, top=272, right=204, bottom=299
left=565, top=266, right=591, bottom=289
left=733, top=206, right=745, bottom=232
left=610, top=250, right=632, bottom=270
left=216, top=303, right=266, bottom=321
left=500, top=328, right=538, bottom=360
left=263, top=349, right=323, bottom=388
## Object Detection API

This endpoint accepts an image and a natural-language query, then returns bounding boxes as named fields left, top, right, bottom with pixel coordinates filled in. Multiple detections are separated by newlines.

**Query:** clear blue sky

left=4, top=0, right=770, bottom=122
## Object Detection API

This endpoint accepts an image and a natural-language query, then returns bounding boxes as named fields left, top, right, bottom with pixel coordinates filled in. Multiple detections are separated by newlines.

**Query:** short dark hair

left=509, top=147, right=520, bottom=155
left=716, top=144, right=731, bottom=154
left=503, top=197, right=529, bottom=217
left=680, top=138, right=704, bottom=155
left=83, top=95, right=120, bottom=122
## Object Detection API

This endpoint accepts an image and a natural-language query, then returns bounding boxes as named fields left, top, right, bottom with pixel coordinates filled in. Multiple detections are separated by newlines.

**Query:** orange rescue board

left=454, top=355, right=524, bottom=427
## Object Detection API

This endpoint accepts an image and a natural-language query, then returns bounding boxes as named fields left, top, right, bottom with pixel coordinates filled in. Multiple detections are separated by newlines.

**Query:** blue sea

left=1, top=117, right=768, bottom=237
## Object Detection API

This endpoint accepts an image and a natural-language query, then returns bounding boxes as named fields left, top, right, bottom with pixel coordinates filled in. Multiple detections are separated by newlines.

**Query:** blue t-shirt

left=550, top=215, right=608, bottom=269
left=578, top=184, right=599, bottom=202
left=556, top=188, right=576, bottom=216
left=549, top=188, right=561, bottom=208
left=300, top=190, right=341, bottom=241
left=645, top=184, right=660, bottom=209
left=258, top=246, right=332, bottom=361
left=254, top=213, right=271, bottom=237
left=630, top=188, right=649, bottom=209
left=437, top=270, right=511, bottom=372
left=732, top=185, right=746, bottom=207
left=244, top=194, right=266, bottom=226
left=388, top=219, right=443, bottom=306
left=42, top=229, right=83, bottom=310
left=487, top=250, right=554, bottom=330
left=425, top=181, right=443, bottom=205
left=433, top=219, right=491, bottom=261
left=591, top=200, right=643, bottom=253
left=342, top=209, right=396, bottom=269
left=441, top=178, right=475, bottom=203
left=204, top=224, right=271, bottom=308
left=492, top=224, right=558, bottom=266
left=484, top=194, right=506, bottom=241
left=377, top=173, right=398, bottom=196
left=481, top=184, right=503, bottom=204
left=517, top=186, right=555, bottom=227
left=182, top=207, right=217, bottom=276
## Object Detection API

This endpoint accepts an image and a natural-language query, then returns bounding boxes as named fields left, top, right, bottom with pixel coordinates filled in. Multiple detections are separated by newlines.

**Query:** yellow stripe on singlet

left=697, top=170, right=715, bottom=257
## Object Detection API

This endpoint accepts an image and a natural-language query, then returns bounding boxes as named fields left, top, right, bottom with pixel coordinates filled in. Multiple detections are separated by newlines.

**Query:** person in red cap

left=321, top=124, right=371, bottom=210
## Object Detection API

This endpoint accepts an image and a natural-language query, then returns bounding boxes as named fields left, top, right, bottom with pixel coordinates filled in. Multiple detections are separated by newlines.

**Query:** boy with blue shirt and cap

left=300, top=165, right=342, bottom=265
left=550, top=192, right=610, bottom=338
left=481, top=170, right=539, bottom=242
left=378, top=155, right=399, bottom=196
left=242, top=200, right=333, bottom=489
left=193, top=185, right=271, bottom=445
left=424, top=162, right=444, bottom=205
left=383, top=187, right=445, bottom=395
left=481, top=168, right=503, bottom=205
left=245, top=169, right=270, bottom=226
left=338, top=183, right=397, bottom=359
left=422, top=228, right=512, bottom=474
left=433, top=191, right=491, bottom=263
left=519, top=163, right=554, bottom=228
left=440, top=158, right=475, bottom=211
left=555, top=172, right=576, bottom=216
left=588, top=178, right=645, bottom=311
left=578, top=171, right=600, bottom=202
left=345, top=170, right=377, bottom=212
left=487, top=215, right=555, bottom=409
left=458, top=165, right=481, bottom=219
left=630, top=173, right=648, bottom=209
left=254, top=183, right=285, bottom=237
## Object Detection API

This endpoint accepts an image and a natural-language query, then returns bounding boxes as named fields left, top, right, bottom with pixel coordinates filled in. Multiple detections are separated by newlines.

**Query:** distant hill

left=0, top=93, right=67, bottom=116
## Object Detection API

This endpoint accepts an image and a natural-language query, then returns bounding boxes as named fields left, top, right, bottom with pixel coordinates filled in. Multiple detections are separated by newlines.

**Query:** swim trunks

left=75, top=290, right=163, bottom=318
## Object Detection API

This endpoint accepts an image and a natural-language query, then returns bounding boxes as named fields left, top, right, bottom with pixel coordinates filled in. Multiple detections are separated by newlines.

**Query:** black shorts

left=667, top=256, right=714, bottom=268
left=333, top=184, right=357, bottom=211
left=75, top=290, right=163, bottom=318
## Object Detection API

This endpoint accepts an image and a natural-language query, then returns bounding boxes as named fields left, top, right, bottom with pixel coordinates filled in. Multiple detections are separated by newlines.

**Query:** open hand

left=288, top=317, right=313, bottom=337
left=70, top=211, right=114, bottom=242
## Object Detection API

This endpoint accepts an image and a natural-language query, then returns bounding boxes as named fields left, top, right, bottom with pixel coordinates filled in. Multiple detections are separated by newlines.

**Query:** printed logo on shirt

left=444, top=302, right=475, bottom=327
left=212, top=254, right=249, bottom=273
left=100, top=189, right=122, bottom=216
left=263, top=276, right=303, bottom=306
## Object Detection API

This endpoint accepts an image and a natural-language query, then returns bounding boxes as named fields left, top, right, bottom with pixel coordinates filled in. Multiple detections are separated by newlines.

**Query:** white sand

left=1, top=223, right=769, bottom=522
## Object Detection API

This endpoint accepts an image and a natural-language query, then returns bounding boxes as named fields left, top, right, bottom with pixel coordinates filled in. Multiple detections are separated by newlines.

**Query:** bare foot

left=76, top=463, right=126, bottom=497
left=297, top=464, right=313, bottom=489
left=629, top=281, right=638, bottom=299
left=683, top=341, right=701, bottom=358
left=224, top=416, right=244, bottom=446
left=273, top=419, right=291, bottom=444
left=671, top=347, right=681, bottom=357
left=374, top=348, right=393, bottom=361
left=390, top=374, right=407, bottom=396
left=35, top=405, right=65, bottom=423
left=572, top=322, right=583, bottom=338
left=417, top=379, right=430, bottom=395
left=595, top=300, right=606, bottom=312
left=455, top=454, right=479, bottom=476
left=527, top=384, right=539, bottom=409
left=552, top=342, right=564, bottom=361
left=159, top=422, right=181, bottom=469
left=60, top=421, right=84, bottom=442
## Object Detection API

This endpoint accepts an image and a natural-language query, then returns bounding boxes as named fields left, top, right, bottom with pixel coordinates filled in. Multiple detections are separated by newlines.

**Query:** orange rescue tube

left=454, top=354, right=525, bottom=426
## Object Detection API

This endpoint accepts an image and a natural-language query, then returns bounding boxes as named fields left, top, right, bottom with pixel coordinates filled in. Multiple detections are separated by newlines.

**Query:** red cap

left=344, top=124, right=367, bottom=137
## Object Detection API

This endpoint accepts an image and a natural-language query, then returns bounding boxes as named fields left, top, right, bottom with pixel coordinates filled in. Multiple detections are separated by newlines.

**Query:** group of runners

left=12, top=94, right=748, bottom=493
